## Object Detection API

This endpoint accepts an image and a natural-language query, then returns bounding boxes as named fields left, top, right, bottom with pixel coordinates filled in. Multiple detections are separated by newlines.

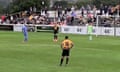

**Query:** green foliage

left=76, top=1, right=91, bottom=8
left=75, top=0, right=119, bottom=9
left=9, top=0, right=50, bottom=13
left=0, top=1, right=6, bottom=14
left=100, top=0, right=119, bottom=6
left=92, top=0, right=120, bottom=8
left=0, top=6, right=3, bottom=13
left=53, top=1, right=68, bottom=9
left=4, top=0, right=120, bottom=14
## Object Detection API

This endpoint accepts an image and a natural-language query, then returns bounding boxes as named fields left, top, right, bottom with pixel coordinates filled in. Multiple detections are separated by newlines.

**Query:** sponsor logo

left=104, top=29, right=110, bottom=33
left=77, top=28, right=82, bottom=32
left=64, top=28, right=69, bottom=32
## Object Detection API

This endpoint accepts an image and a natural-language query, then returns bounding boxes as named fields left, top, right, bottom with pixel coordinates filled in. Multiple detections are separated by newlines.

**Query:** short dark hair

left=65, top=36, right=68, bottom=39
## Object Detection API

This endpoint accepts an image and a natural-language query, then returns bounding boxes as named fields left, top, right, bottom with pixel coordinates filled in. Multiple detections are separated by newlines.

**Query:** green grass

left=0, top=31, right=120, bottom=72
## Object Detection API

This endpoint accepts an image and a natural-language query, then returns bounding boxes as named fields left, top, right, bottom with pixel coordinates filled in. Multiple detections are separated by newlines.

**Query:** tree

left=0, top=5, right=4, bottom=14
left=76, top=1, right=90, bottom=9
left=53, top=1, right=68, bottom=9
left=8, top=0, right=50, bottom=13
left=92, top=0, right=120, bottom=8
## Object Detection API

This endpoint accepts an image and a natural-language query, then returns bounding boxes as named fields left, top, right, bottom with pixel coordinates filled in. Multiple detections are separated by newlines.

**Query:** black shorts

left=54, top=30, right=58, bottom=34
left=62, top=49, right=70, bottom=56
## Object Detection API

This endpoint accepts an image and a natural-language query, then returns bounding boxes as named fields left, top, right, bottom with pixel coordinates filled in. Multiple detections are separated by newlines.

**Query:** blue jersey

left=22, top=25, right=28, bottom=36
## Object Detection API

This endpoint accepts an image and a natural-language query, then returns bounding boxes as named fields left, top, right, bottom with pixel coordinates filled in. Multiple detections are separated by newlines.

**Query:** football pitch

left=0, top=31, right=120, bottom=72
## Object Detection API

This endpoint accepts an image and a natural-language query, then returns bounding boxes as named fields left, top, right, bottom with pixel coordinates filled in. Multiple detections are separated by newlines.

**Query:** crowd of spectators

left=0, top=4, right=120, bottom=27
left=0, top=11, right=50, bottom=25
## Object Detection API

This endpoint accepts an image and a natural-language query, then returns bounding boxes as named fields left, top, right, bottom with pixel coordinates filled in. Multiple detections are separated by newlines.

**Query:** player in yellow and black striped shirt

left=60, top=36, right=74, bottom=66
left=53, top=22, right=59, bottom=42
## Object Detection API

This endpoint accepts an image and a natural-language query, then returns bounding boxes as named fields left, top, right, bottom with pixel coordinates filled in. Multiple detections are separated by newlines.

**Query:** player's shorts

left=62, top=49, right=70, bottom=56
left=88, top=32, right=92, bottom=35
left=54, top=30, right=58, bottom=34
left=24, top=33, right=28, bottom=36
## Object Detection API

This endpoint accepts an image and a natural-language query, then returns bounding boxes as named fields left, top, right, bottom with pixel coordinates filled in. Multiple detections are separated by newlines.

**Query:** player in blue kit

left=22, top=24, right=28, bottom=42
